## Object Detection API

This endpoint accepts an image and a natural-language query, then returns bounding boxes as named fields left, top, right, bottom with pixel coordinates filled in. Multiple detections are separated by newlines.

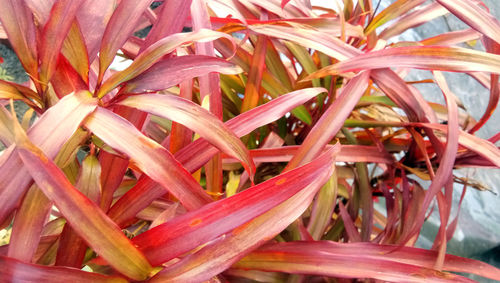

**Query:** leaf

left=241, top=35, right=267, bottom=112
left=7, top=185, right=52, bottom=262
left=133, top=145, right=340, bottom=266
left=148, top=146, right=340, bottom=282
left=380, top=2, right=448, bottom=40
left=309, top=46, right=500, bottom=78
left=403, top=71, right=459, bottom=244
left=141, top=0, right=192, bottom=51
left=365, top=0, right=426, bottom=35
left=286, top=71, right=370, bottom=169
left=436, top=0, right=500, bottom=46
left=234, top=242, right=486, bottom=282
left=468, top=38, right=500, bottom=133
left=97, top=29, right=236, bottom=98
left=39, top=0, right=84, bottom=86
left=249, top=24, right=359, bottom=61
left=15, top=139, right=153, bottom=280
left=222, top=144, right=394, bottom=164
left=121, top=55, right=242, bottom=93
left=420, top=29, right=481, bottom=46
left=61, top=21, right=90, bottom=84
left=0, top=0, right=38, bottom=79
left=118, top=93, right=255, bottom=177
left=0, top=255, right=127, bottom=283
left=56, top=155, right=102, bottom=268
left=76, top=0, right=115, bottom=63
left=0, top=91, right=98, bottom=226
left=371, top=69, right=437, bottom=122
left=97, top=0, right=154, bottom=84
left=107, top=87, right=325, bottom=226
left=84, top=107, right=213, bottom=211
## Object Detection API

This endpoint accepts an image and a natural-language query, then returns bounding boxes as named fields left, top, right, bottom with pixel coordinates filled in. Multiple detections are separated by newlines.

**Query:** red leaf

left=0, top=256, right=126, bottom=283
left=97, top=0, right=154, bottom=84
left=234, top=241, right=491, bottom=282
left=39, top=0, right=83, bottom=85
left=85, top=107, right=212, bottom=211
left=133, top=145, right=339, bottom=266
left=16, top=141, right=153, bottom=280
left=122, top=55, right=242, bottom=93
left=117, top=93, right=255, bottom=178
left=148, top=147, right=340, bottom=282
left=107, top=87, right=325, bottom=226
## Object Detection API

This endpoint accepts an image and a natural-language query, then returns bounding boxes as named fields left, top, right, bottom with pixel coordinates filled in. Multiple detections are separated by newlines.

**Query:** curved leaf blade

left=84, top=107, right=213, bottom=211
left=107, top=87, right=326, bottom=226
left=15, top=140, right=153, bottom=280
left=149, top=146, right=340, bottom=282
left=133, top=145, right=339, bottom=265
left=436, top=0, right=500, bottom=45
left=122, top=55, right=242, bottom=93
left=97, top=0, right=154, bottom=83
left=309, top=46, right=500, bottom=78
left=0, top=255, right=126, bottom=283
left=97, top=29, right=236, bottom=97
left=234, top=242, right=480, bottom=283
left=0, top=91, right=98, bottom=225
left=118, top=93, right=255, bottom=177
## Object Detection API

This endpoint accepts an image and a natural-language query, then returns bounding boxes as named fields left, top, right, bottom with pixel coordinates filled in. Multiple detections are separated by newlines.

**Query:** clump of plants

left=0, top=0, right=499, bottom=282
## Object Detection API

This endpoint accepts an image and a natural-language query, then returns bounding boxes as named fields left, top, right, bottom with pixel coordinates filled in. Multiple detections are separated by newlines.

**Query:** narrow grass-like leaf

left=0, top=256, right=126, bottom=283
left=7, top=185, right=51, bottom=262
left=380, top=2, right=448, bottom=40
left=403, top=71, right=459, bottom=244
left=148, top=147, right=339, bottom=282
left=97, top=29, right=235, bottom=98
left=0, top=91, right=98, bottom=225
left=234, top=242, right=484, bottom=282
left=39, top=0, right=83, bottom=86
left=0, top=0, right=38, bottom=79
left=16, top=141, right=153, bottom=280
left=76, top=0, right=115, bottom=63
left=241, top=35, right=267, bottom=112
left=85, top=107, right=212, bottom=211
left=107, top=87, right=325, bottom=226
left=97, top=0, right=154, bottom=84
left=141, top=0, right=192, bottom=51
left=420, top=29, right=481, bottom=46
left=249, top=24, right=359, bottom=61
left=286, top=71, right=369, bottom=169
left=223, top=145, right=394, bottom=164
left=365, top=0, right=426, bottom=35
left=61, top=21, right=90, bottom=84
left=309, top=46, right=500, bottom=78
left=122, top=55, right=242, bottom=93
left=436, top=0, right=500, bottom=45
left=118, top=93, right=255, bottom=177
left=133, top=145, right=339, bottom=265
left=56, top=155, right=102, bottom=268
